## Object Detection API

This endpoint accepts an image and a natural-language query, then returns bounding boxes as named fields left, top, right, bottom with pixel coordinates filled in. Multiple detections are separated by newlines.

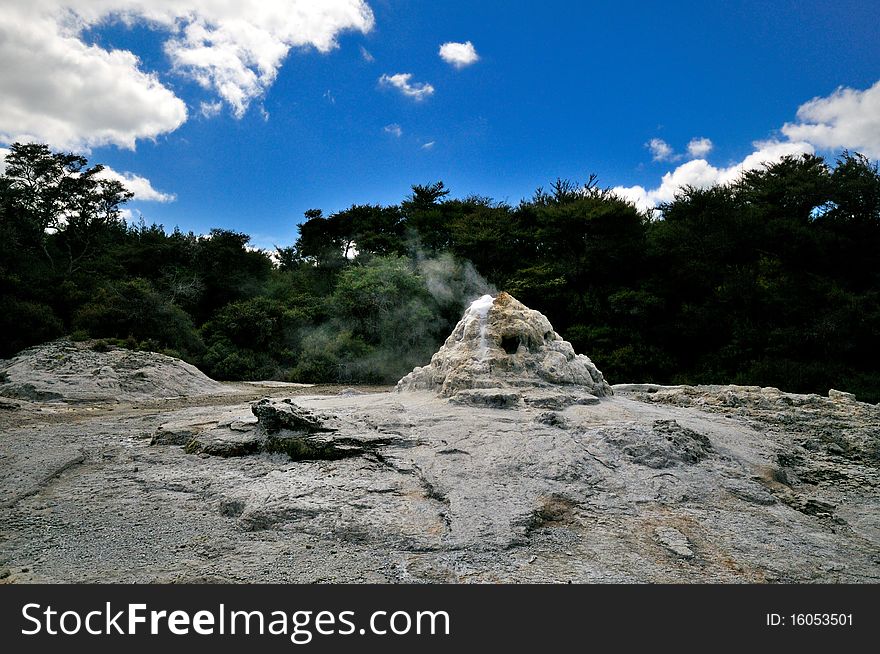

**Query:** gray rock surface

left=1, top=383, right=878, bottom=583
left=0, top=340, right=231, bottom=403
left=184, top=426, right=265, bottom=458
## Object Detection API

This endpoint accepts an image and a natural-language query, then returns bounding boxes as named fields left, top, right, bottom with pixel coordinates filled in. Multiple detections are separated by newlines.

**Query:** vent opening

left=500, top=336, right=520, bottom=355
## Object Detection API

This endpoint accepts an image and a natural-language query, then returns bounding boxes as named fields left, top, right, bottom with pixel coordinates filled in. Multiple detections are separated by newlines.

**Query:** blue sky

left=1, top=1, right=878, bottom=249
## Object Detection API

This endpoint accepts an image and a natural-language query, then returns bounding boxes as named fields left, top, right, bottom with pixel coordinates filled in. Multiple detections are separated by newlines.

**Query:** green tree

left=73, top=279, right=203, bottom=356
left=201, top=297, right=298, bottom=380
left=192, top=229, right=272, bottom=323
left=1, top=142, right=132, bottom=275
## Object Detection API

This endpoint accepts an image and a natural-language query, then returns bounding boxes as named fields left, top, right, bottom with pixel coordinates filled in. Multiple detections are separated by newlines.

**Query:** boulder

left=250, top=397, right=395, bottom=460
left=251, top=398, right=339, bottom=433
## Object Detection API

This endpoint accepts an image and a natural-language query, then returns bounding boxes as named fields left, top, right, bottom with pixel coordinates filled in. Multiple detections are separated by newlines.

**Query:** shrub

left=0, top=296, right=63, bottom=358
left=70, top=329, right=89, bottom=342
left=73, top=279, right=204, bottom=356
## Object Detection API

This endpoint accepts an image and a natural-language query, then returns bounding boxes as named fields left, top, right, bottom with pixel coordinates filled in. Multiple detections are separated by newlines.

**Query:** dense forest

left=1, top=143, right=879, bottom=401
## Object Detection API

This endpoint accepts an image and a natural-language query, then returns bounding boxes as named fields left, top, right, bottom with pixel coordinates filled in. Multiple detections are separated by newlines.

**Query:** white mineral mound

left=397, top=292, right=612, bottom=400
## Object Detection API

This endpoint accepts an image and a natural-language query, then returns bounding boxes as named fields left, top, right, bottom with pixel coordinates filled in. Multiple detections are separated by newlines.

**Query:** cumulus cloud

left=0, top=3, right=186, bottom=150
left=782, top=80, right=880, bottom=158
left=96, top=166, right=176, bottom=202
left=687, top=137, right=713, bottom=158
left=647, top=138, right=677, bottom=162
left=647, top=136, right=713, bottom=163
left=439, top=41, right=479, bottom=69
left=616, top=79, right=880, bottom=213
left=614, top=139, right=814, bottom=212
left=0, top=0, right=375, bottom=149
left=379, top=73, right=435, bottom=101
left=151, top=0, right=374, bottom=118
left=383, top=123, right=402, bottom=137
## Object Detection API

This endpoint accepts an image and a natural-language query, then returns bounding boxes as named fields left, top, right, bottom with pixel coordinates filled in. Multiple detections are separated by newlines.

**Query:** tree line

left=1, top=143, right=878, bottom=401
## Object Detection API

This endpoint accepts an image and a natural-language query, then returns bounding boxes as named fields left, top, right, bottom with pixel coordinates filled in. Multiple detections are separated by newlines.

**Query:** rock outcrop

left=396, top=292, right=612, bottom=401
left=177, top=397, right=391, bottom=461
left=0, top=340, right=229, bottom=403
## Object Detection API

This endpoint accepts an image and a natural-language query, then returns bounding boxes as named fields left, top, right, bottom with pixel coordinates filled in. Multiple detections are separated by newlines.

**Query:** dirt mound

left=0, top=340, right=229, bottom=403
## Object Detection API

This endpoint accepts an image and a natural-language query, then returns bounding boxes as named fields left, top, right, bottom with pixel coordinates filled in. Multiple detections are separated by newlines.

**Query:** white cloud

left=360, top=45, right=375, bottom=63
left=379, top=73, right=435, bottom=101
left=720, top=139, right=814, bottom=183
left=156, top=0, right=375, bottom=119
left=0, top=1, right=375, bottom=149
left=383, top=123, right=402, bottom=137
left=647, top=138, right=677, bottom=162
left=200, top=100, right=223, bottom=118
left=614, top=139, right=814, bottom=212
left=96, top=166, right=176, bottom=202
left=0, top=3, right=187, bottom=151
left=614, top=79, right=880, bottom=212
left=421, top=141, right=435, bottom=150
left=687, top=137, right=713, bottom=158
left=439, top=41, right=479, bottom=69
left=119, top=208, right=141, bottom=222
left=782, top=80, right=880, bottom=158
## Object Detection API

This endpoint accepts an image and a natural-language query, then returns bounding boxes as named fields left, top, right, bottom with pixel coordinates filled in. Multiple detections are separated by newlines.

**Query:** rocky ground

left=1, top=380, right=877, bottom=584
left=1, top=297, right=878, bottom=584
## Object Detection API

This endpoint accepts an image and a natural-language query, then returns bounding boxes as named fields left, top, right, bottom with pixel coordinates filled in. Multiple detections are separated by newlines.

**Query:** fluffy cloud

left=96, top=167, right=176, bottom=202
left=0, top=1, right=375, bottom=149
left=647, top=138, right=677, bottom=162
left=687, top=137, right=713, bottom=158
left=379, top=73, right=435, bottom=101
left=159, top=1, right=375, bottom=117
left=614, top=139, right=814, bottom=211
left=383, top=123, right=402, bottom=137
left=648, top=136, right=713, bottom=162
left=782, top=80, right=880, bottom=158
left=616, top=79, right=880, bottom=213
left=439, top=41, right=479, bottom=69
left=0, top=4, right=187, bottom=150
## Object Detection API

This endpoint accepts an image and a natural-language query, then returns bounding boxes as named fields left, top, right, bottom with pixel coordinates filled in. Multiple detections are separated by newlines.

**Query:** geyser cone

left=396, top=292, right=612, bottom=398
